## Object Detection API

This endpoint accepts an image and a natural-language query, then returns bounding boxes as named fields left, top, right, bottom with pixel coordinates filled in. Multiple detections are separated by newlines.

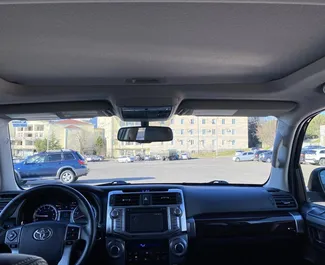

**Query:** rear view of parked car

left=14, top=150, right=88, bottom=185
left=260, top=151, right=273, bottom=163
left=232, top=151, right=255, bottom=162
left=254, top=150, right=268, bottom=161
left=305, top=149, right=325, bottom=165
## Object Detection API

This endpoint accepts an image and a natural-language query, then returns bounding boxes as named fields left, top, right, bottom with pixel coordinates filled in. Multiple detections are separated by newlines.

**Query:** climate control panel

left=106, top=189, right=188, bottom=265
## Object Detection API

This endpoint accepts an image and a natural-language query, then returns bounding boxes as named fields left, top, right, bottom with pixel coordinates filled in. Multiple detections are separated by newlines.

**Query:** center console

left=106, top=189, right=188, bottom=265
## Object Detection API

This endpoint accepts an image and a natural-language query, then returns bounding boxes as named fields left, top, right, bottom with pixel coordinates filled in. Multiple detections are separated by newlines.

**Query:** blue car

left=14, top=150, right=89, bottom=185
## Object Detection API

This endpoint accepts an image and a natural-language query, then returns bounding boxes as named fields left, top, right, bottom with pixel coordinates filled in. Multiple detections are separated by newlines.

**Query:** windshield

left=9, top=116, right=277, bottom=187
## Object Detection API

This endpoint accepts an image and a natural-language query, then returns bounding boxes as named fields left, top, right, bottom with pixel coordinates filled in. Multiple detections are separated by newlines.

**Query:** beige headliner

left=0, top=0, right=325, bottom=122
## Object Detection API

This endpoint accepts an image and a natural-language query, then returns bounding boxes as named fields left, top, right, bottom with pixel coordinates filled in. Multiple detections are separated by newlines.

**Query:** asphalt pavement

left=24, top=157, right=318, bottom=187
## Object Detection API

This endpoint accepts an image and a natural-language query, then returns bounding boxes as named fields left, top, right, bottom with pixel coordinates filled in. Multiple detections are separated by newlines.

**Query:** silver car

left=232, top=151, right=255, bottom=162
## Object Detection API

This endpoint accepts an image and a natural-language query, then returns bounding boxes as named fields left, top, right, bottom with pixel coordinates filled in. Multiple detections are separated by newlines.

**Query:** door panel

left=43, top=153, right=62, bottom=176
left=302, top=203, right=325, bottom=265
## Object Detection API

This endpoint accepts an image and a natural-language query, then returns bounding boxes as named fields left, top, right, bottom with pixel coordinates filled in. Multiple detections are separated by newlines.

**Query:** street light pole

left=215, top=118, right=218, bottom=157
left=46, top=122, right=51, bottom=151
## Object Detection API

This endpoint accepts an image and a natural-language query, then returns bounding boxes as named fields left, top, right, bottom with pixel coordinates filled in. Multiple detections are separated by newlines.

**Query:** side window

left=26, top=155, right=46, bottom=164
left=301, top=113, right=325, bottom=201
left=242, top=152, right=247, bottom=156
left=63, top=153, right=74, bottom=160
left=48, top=153, right=62, bottom=162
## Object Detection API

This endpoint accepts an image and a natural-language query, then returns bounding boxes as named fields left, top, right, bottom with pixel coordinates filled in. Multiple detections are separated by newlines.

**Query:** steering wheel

left=0, top=185, right=96, bottom=265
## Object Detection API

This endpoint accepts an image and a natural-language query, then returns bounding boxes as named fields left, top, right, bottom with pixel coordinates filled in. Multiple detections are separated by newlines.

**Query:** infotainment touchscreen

left=125, top=208, right=168, bottom=233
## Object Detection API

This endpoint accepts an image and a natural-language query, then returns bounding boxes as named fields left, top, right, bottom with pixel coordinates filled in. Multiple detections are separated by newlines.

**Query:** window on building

left=190, top=119, right=195, bottom=124
left=17, top=128, right=24, bottom=131
left=232, top=140, right=236, bottom=145
left=34, top=125, right=44, bottom=131
left=181, top=119, right=184, bottom=124
left=180, top=140, right=184, bottom=145
left=25, top=140, right=33, bottom=146
left=39, top=133, right=44, bottom=138
left=232, top=129, right=236, bottom=135
left=160, top=121, right=165, bottom=125
left=190, top=140, right=195, bottom=145
left=170, top=119, right=174, bottom=125
left=232, top=119, right=236, bottom=124
left=17, top=133, right=23, bottom=138
left=202, top=129, right=206, bottom=135
left=222, top=119, right=225, bottom=124
left=189, top=130, right=193, bottom=135
left=27, top=125, right=33, bottom=131
left=48, top=153, right=62, bottom=162
left=202, top=119, right=206, bottom=124
left=181, top=129, right=184, bottom=135
left=212, top=140, right=216, bottom=146
left=201, top=140, right=205, bottom=145
left=212, top=129, right=216, bottom=135
left=26, top=133, right=32, bottom=138
left=212, top=119, right=216, bottom=124
left=35, top=133, right=39, bottom=137
left=222, top=129, right=225, bottom=135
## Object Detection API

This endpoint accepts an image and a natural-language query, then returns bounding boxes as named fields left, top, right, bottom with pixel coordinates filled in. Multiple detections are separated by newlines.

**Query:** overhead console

left=106, top=189, right=187, bottom=265
left=119, top=107, right=173, bottom=121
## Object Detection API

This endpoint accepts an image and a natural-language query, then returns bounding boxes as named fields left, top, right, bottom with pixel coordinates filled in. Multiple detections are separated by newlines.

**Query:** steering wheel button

left=7, top=231, right=17, bottom=241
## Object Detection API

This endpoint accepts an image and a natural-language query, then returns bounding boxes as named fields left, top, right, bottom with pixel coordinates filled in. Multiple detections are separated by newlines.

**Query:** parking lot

left=25, top=157, right=317, bottom=186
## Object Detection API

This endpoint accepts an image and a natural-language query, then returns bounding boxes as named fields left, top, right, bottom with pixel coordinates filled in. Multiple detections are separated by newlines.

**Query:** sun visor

left=0, top=101, right=114, bottom=120
left=176, top=100, right=297, bottom=117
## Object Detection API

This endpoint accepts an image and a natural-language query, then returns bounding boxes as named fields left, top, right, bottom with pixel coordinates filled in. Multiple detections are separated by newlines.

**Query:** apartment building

left=10, top=120, right=105, bottom=157
left=97, top=116, right=248, bottom=157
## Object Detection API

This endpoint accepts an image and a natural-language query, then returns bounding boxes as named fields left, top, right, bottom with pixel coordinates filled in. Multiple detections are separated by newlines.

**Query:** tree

left=256, top=119, right=277, bottom=148
left=34, top=133, right=62, bottom=152
left=76, top=132, right=86, bottom=153
left=48, top=133, right=62, bottom=150
left=248, top=117, right=261, bottom=148
left=34, top=138, right=47, bottom=152
left=306, top=114, right=325, bottom=139
left=95, top=136, right=104, bottom=155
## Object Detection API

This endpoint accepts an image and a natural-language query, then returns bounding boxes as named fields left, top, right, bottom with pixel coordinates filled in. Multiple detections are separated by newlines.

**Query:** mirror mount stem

left=141, top=121, right=149, bottom=127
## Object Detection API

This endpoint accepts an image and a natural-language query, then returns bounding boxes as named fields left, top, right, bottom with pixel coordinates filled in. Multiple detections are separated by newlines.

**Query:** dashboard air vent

left=151, top=193, right=181, bottom=205
left=0, top=193, right=19, bottom=212
left=111, top=194, right=140, bottom=206
left=272, top=193, right=297, bottom=209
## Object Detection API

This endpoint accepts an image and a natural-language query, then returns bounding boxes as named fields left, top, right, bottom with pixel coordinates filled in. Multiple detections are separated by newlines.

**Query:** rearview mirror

left=117, top=126, right=173, bottom=143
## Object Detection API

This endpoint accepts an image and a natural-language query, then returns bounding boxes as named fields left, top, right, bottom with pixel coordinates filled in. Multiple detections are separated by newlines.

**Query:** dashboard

left=17, top=191, right=100, bottom=225
left=0, top=184, right=304, bottom=265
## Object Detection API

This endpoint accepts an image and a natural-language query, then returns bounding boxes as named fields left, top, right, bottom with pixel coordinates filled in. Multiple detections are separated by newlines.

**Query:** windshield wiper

left=207, top=180, right=229, bottom=185
left=97, top=180, right=130, bottom=186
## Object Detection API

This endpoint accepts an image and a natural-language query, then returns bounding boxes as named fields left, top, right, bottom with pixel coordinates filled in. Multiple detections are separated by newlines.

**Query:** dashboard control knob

left=110, top=245, right=120, bottom=257
left=107, top=240, right=124, bottom=259
left=174, top=242, right=185, bottom=254
left=173, top=207, right=182, bottom=216
left=110, top=209, right=119, bottom=218
left=170, top=238, right=187, bottom=256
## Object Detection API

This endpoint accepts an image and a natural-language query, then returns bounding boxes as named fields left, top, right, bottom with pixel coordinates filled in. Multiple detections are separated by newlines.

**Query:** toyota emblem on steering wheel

left=33, top=228, right=53, bottom=241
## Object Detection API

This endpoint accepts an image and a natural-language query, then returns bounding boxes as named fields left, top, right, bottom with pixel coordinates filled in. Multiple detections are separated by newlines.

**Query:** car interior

left=2, top=0, right=325, bottom=265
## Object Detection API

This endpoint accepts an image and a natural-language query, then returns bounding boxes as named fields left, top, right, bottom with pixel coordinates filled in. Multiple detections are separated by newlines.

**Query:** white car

left=232, top=151, right=255, bottom=162
left=117, top=156, right=135, bottom=163
left=181, top=153, right=190, bottom=160
left=305, top=149, right=325, bottom=166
